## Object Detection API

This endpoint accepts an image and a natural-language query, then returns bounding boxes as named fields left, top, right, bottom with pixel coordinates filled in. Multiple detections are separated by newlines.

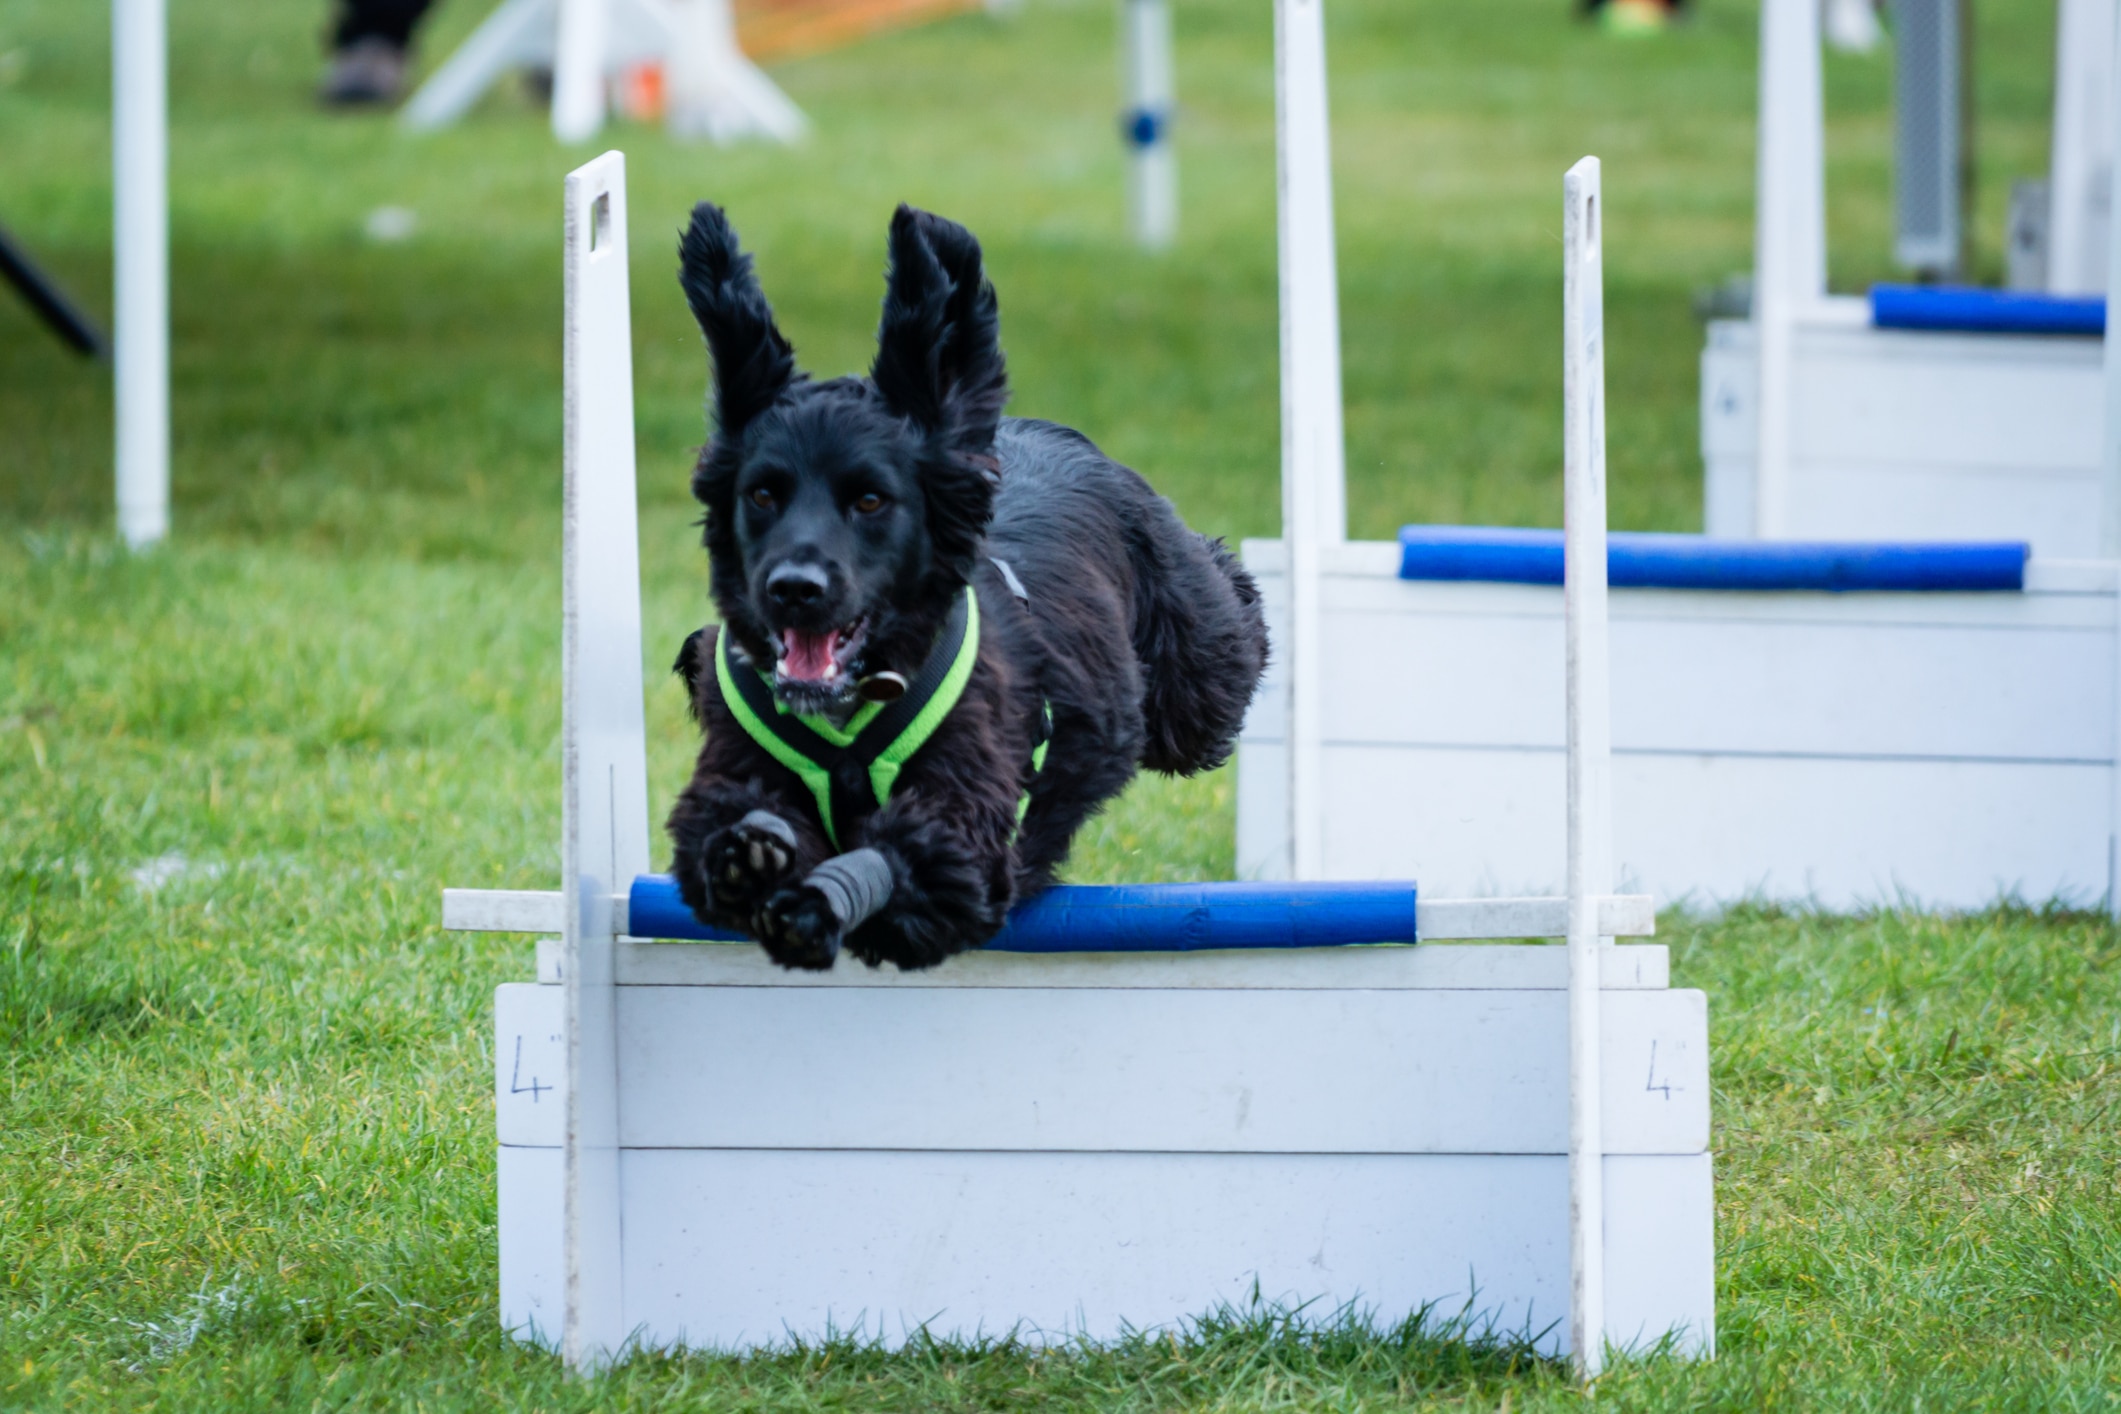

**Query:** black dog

left=666, top=202, right=1268, bottom=970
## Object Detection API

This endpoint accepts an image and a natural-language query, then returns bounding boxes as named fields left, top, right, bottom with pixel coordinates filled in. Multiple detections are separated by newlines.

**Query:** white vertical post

left=1274, top=0, right=1348, bottom=882
left=559, top=151, right=652, bottom=1368
left=2110, top=565, right=2121, bottom=922
left=113, top=0, right=169, bottom=549
left=1121, top=0, right=1177, bottom=249
left=1562, top=156, right=1612, bottom=1380
left=552, top=0, right=610, bottom=143
left=1752, top=0, right=1825, bottom=540
left=2103, top=9, right=2121, bottom=560
left=2050, top=0, right=2116, bottom=296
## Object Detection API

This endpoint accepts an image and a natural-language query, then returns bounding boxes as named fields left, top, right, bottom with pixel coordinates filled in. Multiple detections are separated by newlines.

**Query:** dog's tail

left=1133, top=531, right=1269, bottom=776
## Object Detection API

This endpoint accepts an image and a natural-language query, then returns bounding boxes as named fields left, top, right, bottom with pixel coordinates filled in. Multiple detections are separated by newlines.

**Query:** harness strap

left=711, top=573, right=1055, bottom=850
left=714, top=590, right=977, bottom=847
left=991, top=557, right=1053, bottom=825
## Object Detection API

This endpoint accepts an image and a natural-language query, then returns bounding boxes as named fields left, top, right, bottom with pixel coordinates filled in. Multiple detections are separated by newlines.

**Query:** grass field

left=4, top=0, right=2120, bottom=1407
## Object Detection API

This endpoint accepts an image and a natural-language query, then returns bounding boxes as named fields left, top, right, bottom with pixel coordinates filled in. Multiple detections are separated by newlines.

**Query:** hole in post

left=590, top=193, right=611, bottom=253
left=1585, top=194, right=1598, bottom=250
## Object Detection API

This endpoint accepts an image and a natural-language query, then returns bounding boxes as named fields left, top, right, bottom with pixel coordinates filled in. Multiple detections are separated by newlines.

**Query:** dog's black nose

left=766, top=562, right=831, bottom=611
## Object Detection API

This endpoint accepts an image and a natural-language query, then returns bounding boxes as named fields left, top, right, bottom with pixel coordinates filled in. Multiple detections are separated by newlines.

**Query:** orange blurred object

left=615, top=59, right=667, bottom=121
left=735, top=0, right=985, bottom=63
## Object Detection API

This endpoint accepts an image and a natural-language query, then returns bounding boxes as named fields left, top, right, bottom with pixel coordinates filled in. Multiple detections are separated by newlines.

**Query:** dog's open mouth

left=775, top=620, right=867, bottom=688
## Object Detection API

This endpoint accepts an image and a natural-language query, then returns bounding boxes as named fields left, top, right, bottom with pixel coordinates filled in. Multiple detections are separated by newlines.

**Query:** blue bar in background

left=1871, top=284, right=2105, bottom=337
left=1397, top=526, right=2027, bottom=592
left=626, top=874, right=1420, bottom=951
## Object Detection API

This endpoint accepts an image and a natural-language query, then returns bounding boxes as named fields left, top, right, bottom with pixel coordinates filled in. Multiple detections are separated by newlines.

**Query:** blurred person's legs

left=321, top=0, right=437, bottom=106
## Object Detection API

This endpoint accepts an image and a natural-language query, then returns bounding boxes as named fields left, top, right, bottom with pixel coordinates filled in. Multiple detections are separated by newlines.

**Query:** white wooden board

left=494, top=983, right=1709, bottom=1155
left=587, top=937, right=1672, bottom=989
left=495, top=1145, right=1713, bottom=1358
left=1701, top=316, right=2106, bottom=556
left=1238, top=541, right=2121, bottom=909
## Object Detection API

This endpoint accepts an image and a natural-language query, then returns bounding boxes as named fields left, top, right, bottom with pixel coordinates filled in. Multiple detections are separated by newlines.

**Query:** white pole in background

left=2102, top=7, right=2121, bottom=559
left=1121, top=0, right=1177, bottom=249
left=113, top=0, right=170, bottom=549
left=1274, top=0, right=1348, bottom=882
left=1562, top=155, right=1613, bottom=1380
left=552, top=0, right=610, bottom=143
left=2050, top=0, right=2116, bottom=296
left=1751, top=0, right=1825, bottom=540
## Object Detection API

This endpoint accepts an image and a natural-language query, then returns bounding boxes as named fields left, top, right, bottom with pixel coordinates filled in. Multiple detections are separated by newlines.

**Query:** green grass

left=3, top=0, right=2120, bottom=1406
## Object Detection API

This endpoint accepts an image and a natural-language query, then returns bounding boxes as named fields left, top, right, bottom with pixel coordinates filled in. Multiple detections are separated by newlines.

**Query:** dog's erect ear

left=872, top=205, right=1009, bottom=461
left=672, top=626, right=713, bottom=723
left=872, top=206, right=1008, bottom=578
left=679, top=203, right=798, bottom=439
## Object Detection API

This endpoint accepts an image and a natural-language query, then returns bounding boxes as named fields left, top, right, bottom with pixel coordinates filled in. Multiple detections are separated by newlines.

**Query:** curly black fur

left=666, top=202, right=1269, bottom=970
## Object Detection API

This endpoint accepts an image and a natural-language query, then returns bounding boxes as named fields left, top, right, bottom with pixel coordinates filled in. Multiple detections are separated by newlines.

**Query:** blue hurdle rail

left=1396, top=526, right=2028, bottom=593
left=625, top=874, right=1420, bottom=952
left=1869, top=284, right=2105, bottom=338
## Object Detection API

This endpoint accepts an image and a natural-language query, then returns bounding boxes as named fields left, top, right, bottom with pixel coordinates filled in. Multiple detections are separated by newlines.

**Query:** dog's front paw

left=754, top=884, right=843, bottom=971
left=700, top=810, right=800, bottom=916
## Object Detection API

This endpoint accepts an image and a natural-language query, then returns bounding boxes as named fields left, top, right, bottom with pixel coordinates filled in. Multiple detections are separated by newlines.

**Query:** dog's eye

left=747, top=488, right=776, bottom=511
left=852, top=493, right=886, bottom=515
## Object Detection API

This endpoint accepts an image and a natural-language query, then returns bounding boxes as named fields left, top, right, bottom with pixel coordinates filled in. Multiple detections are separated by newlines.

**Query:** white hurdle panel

left=1237, top=550, right=2121, bottom=913
left=441, top=141, right=1714, bottom=1370
left=1711, top=0, right=2121, bottom=558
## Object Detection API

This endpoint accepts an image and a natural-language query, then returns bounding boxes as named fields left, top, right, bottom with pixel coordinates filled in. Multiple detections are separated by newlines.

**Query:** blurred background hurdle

left=1703, top=0, right=2121, bottom=557
left=1246, top=0, right=2121, bottom=915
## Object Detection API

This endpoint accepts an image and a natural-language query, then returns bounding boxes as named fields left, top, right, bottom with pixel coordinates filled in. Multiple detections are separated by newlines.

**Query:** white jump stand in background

left=440, top=147, right=1712, bottom=1373
left=1236, top=546, right=2121, bottom=913
left=401, top=0, right=806, bottom=144
left=113, top=0, right=170, bottom=549
left=1704, top=0, right=2121, bottom=558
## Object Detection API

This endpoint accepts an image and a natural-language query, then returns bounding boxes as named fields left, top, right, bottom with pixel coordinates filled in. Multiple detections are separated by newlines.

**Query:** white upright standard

left=113, top=0, right=170, bottom=549
left=1560, top=157, right=1612, bottom=1380
left=400, top=0, right=806, bottom=145
left=1274, top=0, right=1349, bottom=883
left=1120, top=0, right=1177, bottom=249
left=1702, top=0, right=2114, bottom=556
left=440, top=152, right=1714, bottom=1369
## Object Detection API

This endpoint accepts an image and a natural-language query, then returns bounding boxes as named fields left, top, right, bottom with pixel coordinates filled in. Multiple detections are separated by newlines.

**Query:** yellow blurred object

left=1598, top=0, right=1670, bottom=36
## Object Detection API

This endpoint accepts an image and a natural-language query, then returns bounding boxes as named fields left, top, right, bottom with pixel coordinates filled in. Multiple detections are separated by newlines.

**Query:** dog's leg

left=668, top=778, right=828, bottom=934
left=763, top=804, right=1012, bottom=971
left=751, top=848, right=895, bottom=970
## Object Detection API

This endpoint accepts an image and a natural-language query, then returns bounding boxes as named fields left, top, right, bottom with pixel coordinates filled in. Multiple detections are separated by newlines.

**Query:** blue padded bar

left=1871, top=284, right=2104, bottom=337
left=625, top=874, right=1419, bottom=951
left=1397, top=526, right=2026, bottom=592
left=626, top=874, right=747, bottom=942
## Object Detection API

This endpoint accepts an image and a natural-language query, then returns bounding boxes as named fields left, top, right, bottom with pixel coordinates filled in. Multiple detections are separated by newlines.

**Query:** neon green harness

left=712, top=586, right=1049, bottom=847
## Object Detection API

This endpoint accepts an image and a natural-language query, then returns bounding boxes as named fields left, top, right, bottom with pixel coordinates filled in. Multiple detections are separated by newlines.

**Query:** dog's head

left=678, top=202, right=1007, bottom=716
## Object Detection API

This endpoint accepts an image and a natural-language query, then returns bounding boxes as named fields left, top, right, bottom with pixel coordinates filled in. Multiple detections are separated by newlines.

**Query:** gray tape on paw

left=739, top=809, right=798, bottom=850
left=804, top=849, right=894, bottom=930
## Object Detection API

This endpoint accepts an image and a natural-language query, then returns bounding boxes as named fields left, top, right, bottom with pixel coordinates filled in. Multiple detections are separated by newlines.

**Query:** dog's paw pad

left=703, top=810, right=800, bottom=912
left=755, top=886, right=842, bottom=971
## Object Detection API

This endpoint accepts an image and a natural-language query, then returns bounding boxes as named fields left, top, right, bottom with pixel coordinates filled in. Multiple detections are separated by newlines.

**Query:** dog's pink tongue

left=780, top=629, right=837, bottom=681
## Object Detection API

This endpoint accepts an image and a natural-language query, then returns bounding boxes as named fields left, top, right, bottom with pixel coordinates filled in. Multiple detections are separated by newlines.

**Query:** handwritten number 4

left=1645, top=1039, right=1675, bottom=1100
left=510, top=1036, right=551, bottom=1103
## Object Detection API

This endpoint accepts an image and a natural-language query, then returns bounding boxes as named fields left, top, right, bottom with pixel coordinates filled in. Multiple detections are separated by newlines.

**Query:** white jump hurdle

left=1236, top=546, right=2121, bottom=913
left=402, top=0, right=806, bottom=145
left=1710, top=0, right=2121, bottom=558
left=440, top=142, right=1712, bottom=1378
